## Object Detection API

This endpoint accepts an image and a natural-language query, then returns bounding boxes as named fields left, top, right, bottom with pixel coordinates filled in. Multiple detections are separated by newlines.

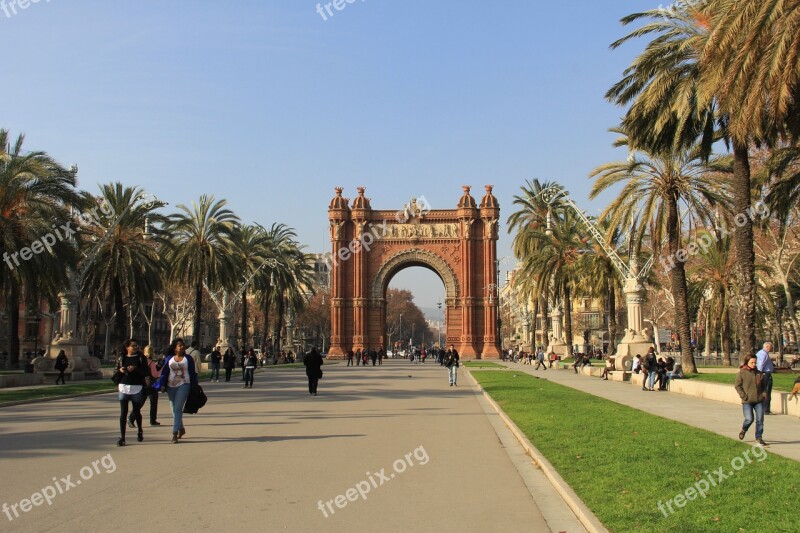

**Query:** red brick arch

left=326, top=185, right=500, bottom=359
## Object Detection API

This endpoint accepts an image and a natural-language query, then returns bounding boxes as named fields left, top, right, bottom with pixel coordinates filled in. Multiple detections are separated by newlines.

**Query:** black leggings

left=308, top=376, right=319, bottom=394
left=56, top=369, right=66, bottom=384
left=119, top=394, right=143, bottom=439
left=225, top=368, right=233, bottom=381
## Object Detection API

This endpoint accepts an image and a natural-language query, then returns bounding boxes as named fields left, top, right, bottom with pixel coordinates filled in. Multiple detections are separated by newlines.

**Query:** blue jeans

left=210, top=366, right=220, bottom=380
left=647, top=371, right=657, bottom=390
left=742, top=402, right=764, bottom=439
left=167, top=383, right=191, bottom=433
left=448, top=366, right=458, bottom=384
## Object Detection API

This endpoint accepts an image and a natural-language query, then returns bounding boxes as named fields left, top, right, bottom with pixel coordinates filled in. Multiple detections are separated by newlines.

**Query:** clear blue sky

left=1, top=0, right=649, bottom=312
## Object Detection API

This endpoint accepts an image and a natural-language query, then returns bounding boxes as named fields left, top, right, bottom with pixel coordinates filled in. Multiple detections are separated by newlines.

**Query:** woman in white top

left=157, top=338, right=198, bottom=444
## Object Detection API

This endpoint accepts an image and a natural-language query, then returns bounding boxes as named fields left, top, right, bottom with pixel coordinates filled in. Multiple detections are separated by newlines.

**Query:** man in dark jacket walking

left=304, top=348, right=324, bottom=395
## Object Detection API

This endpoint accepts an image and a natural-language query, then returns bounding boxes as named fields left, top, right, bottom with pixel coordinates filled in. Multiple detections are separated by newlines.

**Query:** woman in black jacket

left=223, top=347, right=236, bottom=382
left=54, top=350, right=69, bottom=385
left=113, top=339, right=148, bottom=446
left=304, top=348, right=323, bottom=395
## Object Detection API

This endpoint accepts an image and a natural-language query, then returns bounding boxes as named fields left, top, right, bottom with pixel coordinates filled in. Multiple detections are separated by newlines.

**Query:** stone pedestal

left=614, top=329, right=654, bottom=370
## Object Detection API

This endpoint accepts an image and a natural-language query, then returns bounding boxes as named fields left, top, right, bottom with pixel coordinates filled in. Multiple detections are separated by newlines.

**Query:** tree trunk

left=7, top=284, right=20, bottom=367
left=667, top=192, right=697, bottom=373
left=241, top=288, right=248, bottom=349
left=704, top=306, right=712, bottom=358
left=540, top=295, right=549, bottom=348
left=776, top=304, right=785, bottom=366
left=113, top=277, right=125, bottom=343
left=722, top=303, right=732, bottom=366
left=531, top=297, right=540, bottom=350
left=563, top=281, right=574, bottom=358
left=607, top=269, right=617, bottom=354
left=192, top=282, right=203, bottom=348
left=731, top=141, right=756, bottom=362
left=273, top=292, right=284, bottom=354
left=262, top=295, right=271, bottom=354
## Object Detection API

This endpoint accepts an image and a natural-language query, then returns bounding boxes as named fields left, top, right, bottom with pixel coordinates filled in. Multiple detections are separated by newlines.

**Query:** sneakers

left=756, top=438, right=768, bottom=446
left=449, top=383, right=453, bottom=387
left=171, top=432, right=179, bottom=444
left=739, top=429, right=746, bottom=440
left=150, top=421, right=161, bottom=426
left=137, top=430, right=143, bottom=442
left=127, top=420, right=135, bottom=429
left=117, top=438, right=126, bottom=447
left=178, top=427, right=186, bottom=439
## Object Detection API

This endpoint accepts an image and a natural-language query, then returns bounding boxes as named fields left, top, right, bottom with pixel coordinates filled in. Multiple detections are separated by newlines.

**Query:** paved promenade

left=0, top=361, right=586, bottom=533
left=502, top=362, right=800, bottom=462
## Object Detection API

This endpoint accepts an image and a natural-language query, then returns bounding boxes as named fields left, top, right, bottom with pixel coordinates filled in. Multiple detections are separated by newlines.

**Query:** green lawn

left=471, top=370, right=799, bottom=533
left=687, top=372, right=798, bottom=392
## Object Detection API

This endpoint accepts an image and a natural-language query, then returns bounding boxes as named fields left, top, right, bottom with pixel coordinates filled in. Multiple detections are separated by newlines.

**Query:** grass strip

left=462, top=361, right=505, bottom=369
left=0, top=382, right=115, bottom=404
left=471, top=370, right=799, bottom=533
left=687, top=372, right=798, bottom=392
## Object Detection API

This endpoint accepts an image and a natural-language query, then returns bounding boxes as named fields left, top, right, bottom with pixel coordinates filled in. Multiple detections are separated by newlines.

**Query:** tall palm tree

left=80, top=183, right=167, bottom=348
left=517, top=209, right=587, bottom=358
left=507, top=179, right=566, bottom=345
left=253, top=223, right=297, bottom=354
left=0, top=130, right=84, bottom=365
left=230, top=224, right=272, bottom=349
left=689, top=228, right=734, bottom=365
left=590, top=131, right=728, bottom=373
left=166, top=195, right=239, bottom=348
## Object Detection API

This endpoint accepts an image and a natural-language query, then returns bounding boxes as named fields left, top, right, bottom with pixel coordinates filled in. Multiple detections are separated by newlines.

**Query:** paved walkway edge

left=466, top=369, right=609, bottom=533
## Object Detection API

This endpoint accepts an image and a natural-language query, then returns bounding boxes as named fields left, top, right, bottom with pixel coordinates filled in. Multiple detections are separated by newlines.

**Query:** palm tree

left=507, top=179, right=566, bottom=346
left=229, top=224, right=272, bottom=349
left=689, top=228, right=734, bottom=365
left=0, top=130, right=84, bottom=366
left=590, top=131, right=728, bottom=373
left=253, top=223, right=296, bottom=354
left=609, top=1, right=800, bottom=358
left=573, top=219, right=624, bottom=354
left=80, top=183, right=167, bottom=350
left=166, top=195, right=239, bottom=348
left=516, top=208, right=587, bottom=358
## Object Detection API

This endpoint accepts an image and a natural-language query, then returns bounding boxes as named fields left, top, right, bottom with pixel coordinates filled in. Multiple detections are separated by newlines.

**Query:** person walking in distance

left=355, top=348, right=361, bottom=367
left=158, top=338, right=198, bottom=444
left=756, top=342, right=775, bottom=414
left=114, top=339, right=148, bottom=446
left=243, top=348, right=257, bottom=389
left=346, top=349, right=354, bottom=367
left=304, top=347, right=323, bottom=395
left=223, top=347, right=236, bottom=382
left=445, top=345, right=460, bottom=387
left=534, top=347, right=547, bottom=370
left=54, top=349, right=69, bottom=384
left=735, top=354, right=768, bottom=446
left=209, top=346, right=221, bottom=382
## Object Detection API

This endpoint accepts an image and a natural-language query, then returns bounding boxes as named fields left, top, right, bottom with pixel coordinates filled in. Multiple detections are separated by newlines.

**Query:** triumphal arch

left=326, top=185, right=501, bottom=359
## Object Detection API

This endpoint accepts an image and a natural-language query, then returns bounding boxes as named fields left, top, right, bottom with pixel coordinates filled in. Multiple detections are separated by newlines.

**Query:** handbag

left=111, top=371, right=122, bottom=386
left=183, top=384, right=208, bottom=414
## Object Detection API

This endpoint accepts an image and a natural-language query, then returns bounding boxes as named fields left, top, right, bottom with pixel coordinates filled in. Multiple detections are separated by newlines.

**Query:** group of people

left=631, top=348, right=682, bottom=391
left=345, top=347, right=385, bottom=366
left=113, top=338, right=198, bottom=447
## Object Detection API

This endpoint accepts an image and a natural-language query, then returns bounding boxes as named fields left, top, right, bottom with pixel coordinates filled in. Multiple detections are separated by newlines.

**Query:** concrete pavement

left=0, top=361, right=588, bottom=532
left=503, top=362, right=800, bottom=462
